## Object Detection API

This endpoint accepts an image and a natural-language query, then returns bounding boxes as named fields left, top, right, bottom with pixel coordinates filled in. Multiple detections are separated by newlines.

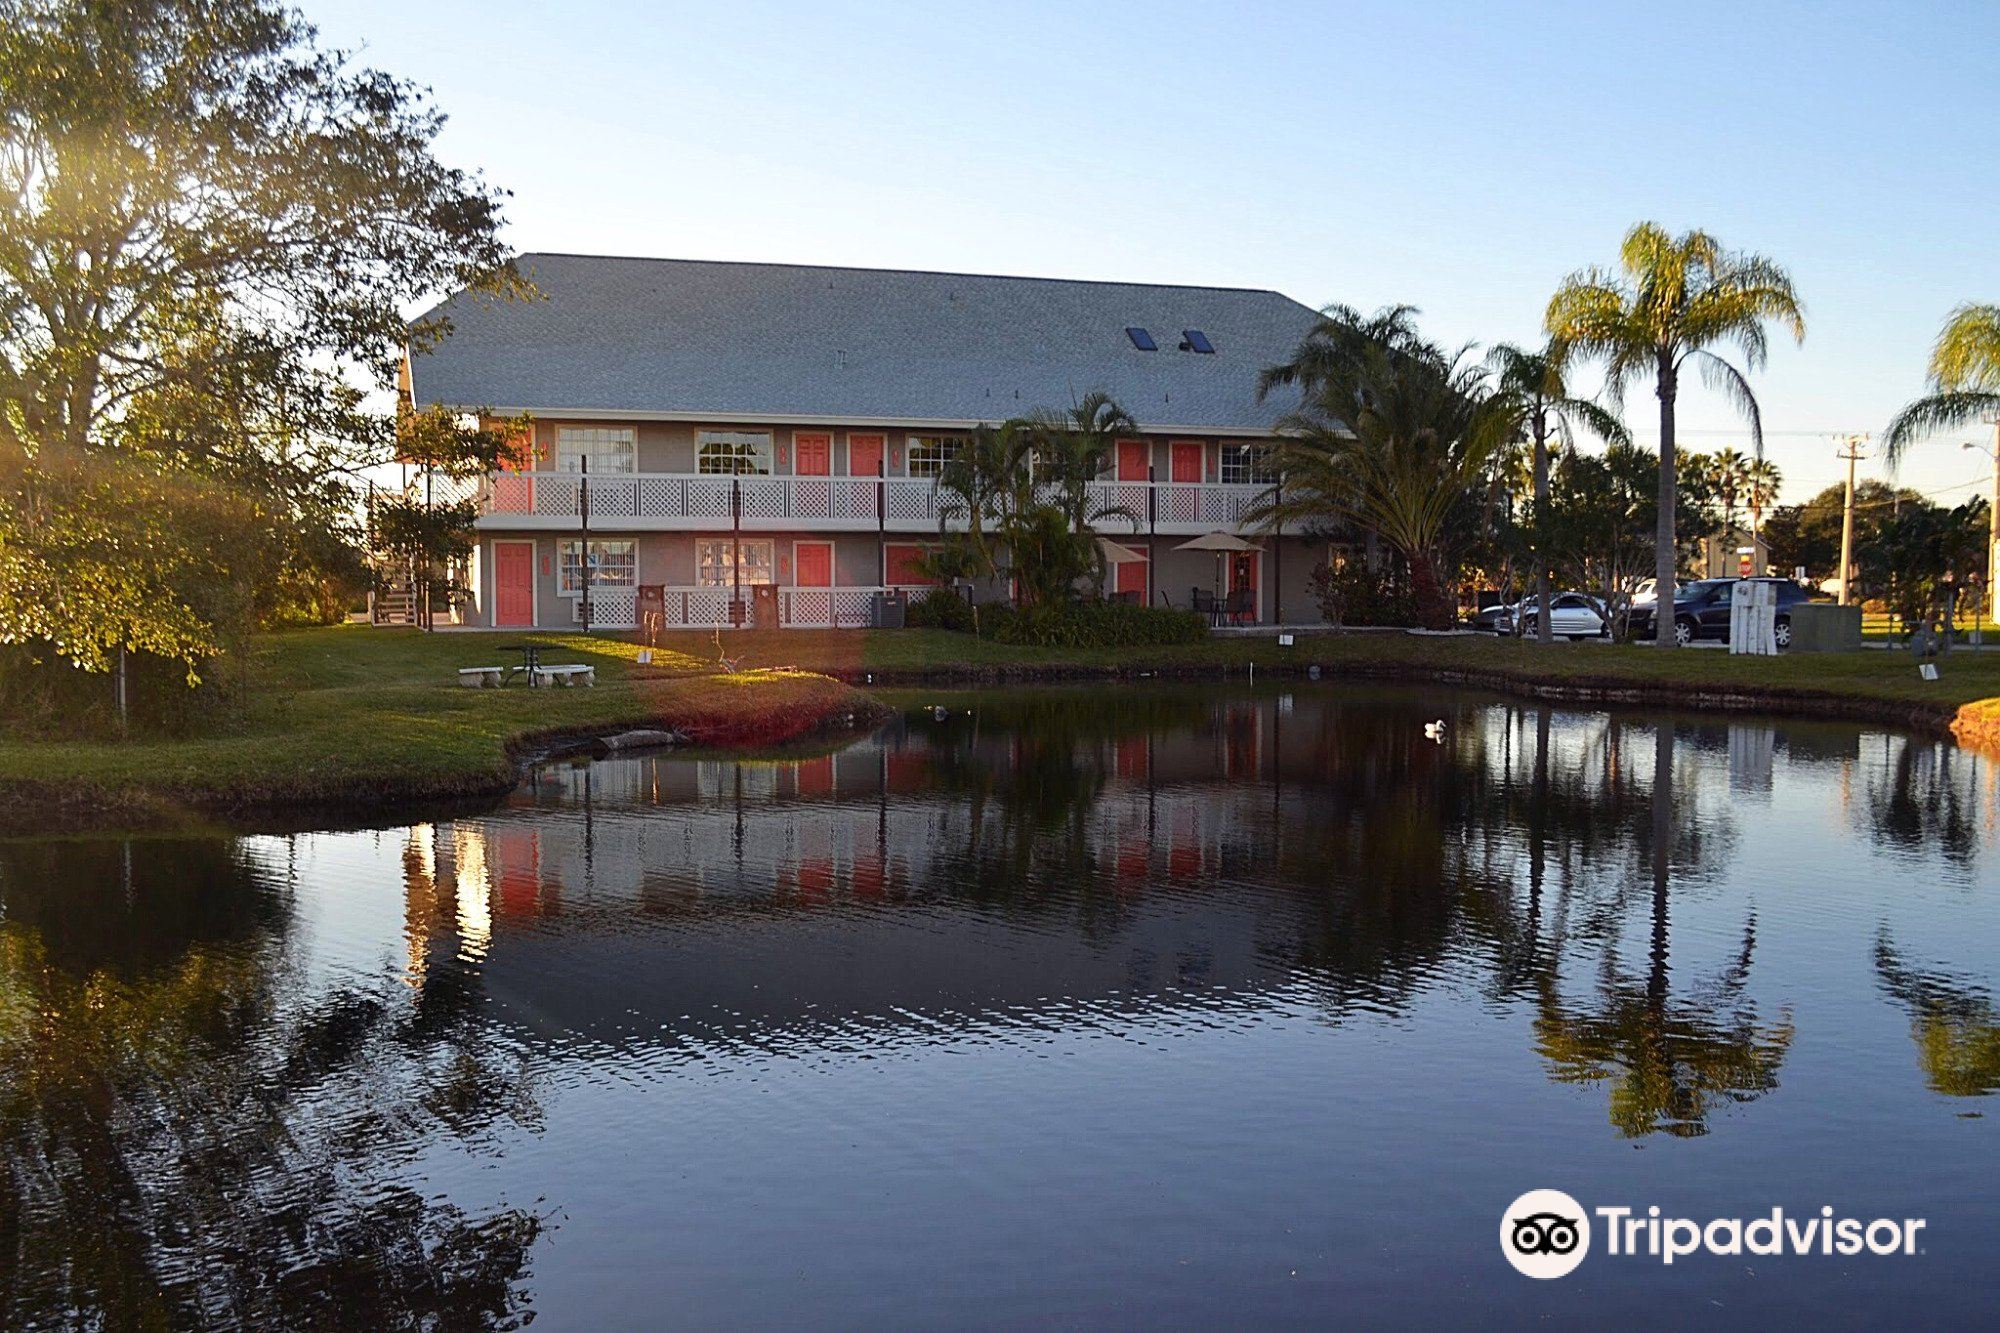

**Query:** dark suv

left=1627, top=577, right=1825, bottom=648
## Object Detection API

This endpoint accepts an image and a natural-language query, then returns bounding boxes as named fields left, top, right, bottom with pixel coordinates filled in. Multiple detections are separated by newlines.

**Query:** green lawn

left=4, top=622, right=1995, bottom=831
left=0, top=626, right=872, bottom=826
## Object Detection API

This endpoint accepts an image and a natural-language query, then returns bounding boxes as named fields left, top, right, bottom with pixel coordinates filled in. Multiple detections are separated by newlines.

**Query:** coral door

left=1170, top=441, right=1204, bottom=483
left=796, top=541, right=833, bottom=587
left=1116, top=554, right=1149, bottom=600
left=1228, top=550, right=1258, bottom=623
left=795, top=433, right=831, bottom=476
left=1117, top=439, right=1149, bottom=480
left=494, top=541, right=534, bottom=627
left=848, top=434, right=885, bottom=477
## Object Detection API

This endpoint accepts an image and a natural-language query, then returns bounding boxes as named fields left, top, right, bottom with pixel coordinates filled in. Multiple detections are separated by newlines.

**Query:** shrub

left=907, top=586, right=977, bottom=632
left=1308, top=561, right=1419, bottom=628
left=981, top=600, right=1207, bottom=648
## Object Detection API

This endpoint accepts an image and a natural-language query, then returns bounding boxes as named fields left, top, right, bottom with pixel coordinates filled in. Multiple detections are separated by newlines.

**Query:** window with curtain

left=558, top=540, right=637, bottom=593
left=696, top=431, right=774, bottom=474
left=697, top=539, right=775, bottom=587
left=555, top=426, right=637, bottom=474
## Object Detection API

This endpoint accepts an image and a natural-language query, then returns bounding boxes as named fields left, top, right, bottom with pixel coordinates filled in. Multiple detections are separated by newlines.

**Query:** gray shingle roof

left=408, top=254, right=1320, bottom=433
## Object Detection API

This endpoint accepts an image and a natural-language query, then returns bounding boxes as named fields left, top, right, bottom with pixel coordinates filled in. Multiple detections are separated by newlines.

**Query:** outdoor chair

left=1225, top=588, right=1255, bottom=624
left=1191, top=587, right=1218, bottom=623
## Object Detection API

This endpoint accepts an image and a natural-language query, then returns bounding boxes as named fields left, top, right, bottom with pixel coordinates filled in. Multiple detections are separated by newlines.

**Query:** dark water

left=2, top=685, right=1997, bottom=1328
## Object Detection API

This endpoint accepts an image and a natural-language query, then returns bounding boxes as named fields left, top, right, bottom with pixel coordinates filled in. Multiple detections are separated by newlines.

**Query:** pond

left=1, top=684, right=1996, bottom=1327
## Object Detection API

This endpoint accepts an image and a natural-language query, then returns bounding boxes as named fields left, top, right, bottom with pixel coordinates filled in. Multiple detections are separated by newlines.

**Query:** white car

left=1498, top=592, right=1610, bottom=640
left=1630, top=577, right=1691, bottom=608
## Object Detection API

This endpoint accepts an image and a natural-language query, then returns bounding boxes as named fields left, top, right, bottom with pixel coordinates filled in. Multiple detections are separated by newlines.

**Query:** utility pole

left=1968, top=421, right=2000, bottom=633
left=1835, top=434, right=1867, bottom=606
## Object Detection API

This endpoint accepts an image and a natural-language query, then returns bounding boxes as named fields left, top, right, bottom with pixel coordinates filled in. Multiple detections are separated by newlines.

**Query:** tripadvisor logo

left=1501, top=1190, right=1928, bottom=1278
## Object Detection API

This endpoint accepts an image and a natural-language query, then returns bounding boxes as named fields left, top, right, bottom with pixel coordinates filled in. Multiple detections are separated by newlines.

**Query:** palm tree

left=1709, top=446, right=1749, bottom=539
left=1742, top=457, right=1781, bottom=540
left=1485, top=343, right=1628, bottom=643
left=1255, top=308, right=1513, bottom=628
left=1546, top=224, right=1805, bottom=646
left=1883, top=304, right=2000, bottom=461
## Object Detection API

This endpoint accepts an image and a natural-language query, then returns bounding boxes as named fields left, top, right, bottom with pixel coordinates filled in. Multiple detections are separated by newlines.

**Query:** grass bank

left=649, top=625, right=2000, bottom=740
left=6, top=623, right=1996, bottom=832
left=0, top=627, right=882, bottom=831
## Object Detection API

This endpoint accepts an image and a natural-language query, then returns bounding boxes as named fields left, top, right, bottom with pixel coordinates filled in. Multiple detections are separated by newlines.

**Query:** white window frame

left=697, top=538, right=775, bottom=588
left=558, top=539, right=637, bottom=595
left=906, top=434, right=963, bottom=478
left=696, top=430, right=775, bottom=475
left=1219, top=442, right=1275, bottom=485
left=555, top=426, right=637, bottom=475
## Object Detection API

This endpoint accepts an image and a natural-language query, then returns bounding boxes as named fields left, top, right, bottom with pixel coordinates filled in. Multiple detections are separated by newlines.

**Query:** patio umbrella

left=1173, top=531, right=1260, bottom=604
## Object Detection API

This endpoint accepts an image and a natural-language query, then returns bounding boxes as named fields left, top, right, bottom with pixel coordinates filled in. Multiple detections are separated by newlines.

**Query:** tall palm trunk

left=1533, top=411, right=1553, bottom=644
left=1655, top=359, right=1678, bottom=648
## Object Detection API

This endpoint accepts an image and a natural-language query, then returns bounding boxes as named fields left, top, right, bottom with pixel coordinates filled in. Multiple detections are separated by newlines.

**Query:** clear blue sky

left=313, top=0, right=2000, bottom=505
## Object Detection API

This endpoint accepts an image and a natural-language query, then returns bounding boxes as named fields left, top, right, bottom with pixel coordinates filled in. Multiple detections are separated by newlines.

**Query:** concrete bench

left=532, top=664, right=596, bottom=688
left=457, top=667, right=504, bottom=688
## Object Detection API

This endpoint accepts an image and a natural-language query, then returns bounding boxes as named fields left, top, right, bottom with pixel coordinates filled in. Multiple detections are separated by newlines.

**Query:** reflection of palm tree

left=1526, top=725, right=1793, bottom=1136
left=1874, top=931, right=2000, bottom=1097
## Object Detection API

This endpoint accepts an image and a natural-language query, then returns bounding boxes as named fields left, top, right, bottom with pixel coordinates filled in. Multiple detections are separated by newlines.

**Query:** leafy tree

left=1484, top=342, right=1627, bottom=642
left=1883, top=304, right=2000, bottom=462
left=1546, top=224, right=1805, bottom=645
left=1255, top=307, right=1514, bottom=628
left=1761, top=480, right=1927, bottom=585
left=1540, top=443, right=1658, bottom=638
left=1742, top=457, right=1782, bottom=539
left=0, top=0, right=518, bottom=698
left=1857, top=496, right=1990, bottom=630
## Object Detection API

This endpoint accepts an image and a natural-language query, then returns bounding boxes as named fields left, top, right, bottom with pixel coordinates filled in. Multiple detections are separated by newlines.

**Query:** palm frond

left=1883, top=390, right=2000, bottom=466
left=1689, top=350, right=1766, bottom=456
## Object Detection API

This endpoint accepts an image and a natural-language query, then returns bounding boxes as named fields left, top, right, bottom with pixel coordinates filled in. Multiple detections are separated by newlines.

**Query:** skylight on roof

left=1125, top=327, right=1158, bottom=351
left=1181, top=329, right=1216, bottom=354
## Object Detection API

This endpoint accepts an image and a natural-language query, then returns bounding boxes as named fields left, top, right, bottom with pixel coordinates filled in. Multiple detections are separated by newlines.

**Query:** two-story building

left=405, top=254, right=1327, bottom=630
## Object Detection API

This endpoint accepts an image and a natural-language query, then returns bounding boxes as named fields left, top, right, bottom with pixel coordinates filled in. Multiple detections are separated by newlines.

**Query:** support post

left=580, top=454, right=592, bottom=633
left=732, top=475, right=743, bottom=626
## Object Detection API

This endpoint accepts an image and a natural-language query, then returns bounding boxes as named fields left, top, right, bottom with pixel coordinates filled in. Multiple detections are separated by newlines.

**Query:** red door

left=1228, top=550, right=1258, bottom=623
left=494, top=541, right=534, bottom=627
left=796, top=433, right=831, bottom=476
left=1170, top=441, right=1204, bottom=483
left=1116, top=439, right=1149, bottom=480
left=884, top=544, right=937, bottom=586
left=848, top=434, right=885, bottom=477
left=490, top=425, right=538, bottom=512
left=796, top=541, right=833, bottom=587
left=1115, top=553, right=1148, bottom=599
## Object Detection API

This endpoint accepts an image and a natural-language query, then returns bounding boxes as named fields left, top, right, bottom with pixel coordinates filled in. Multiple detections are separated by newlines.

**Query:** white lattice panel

left=687, top=479, right=734, bottom=519
left=791, top=479, right=831, bottom=518
left=571, top=587, right=637, bottom=628
left=639, top=477, right=684, bottom=518
left=832, top=480, right=877, bottom=519
left=586, top=478, right=638, bottom=518
left=785, top=589, right=832, bottom=627
left=739, top=478, right=788, bottom=519
left=885, top=480, right=934, bottom=523
left=831, top=589, right=876, bottom=625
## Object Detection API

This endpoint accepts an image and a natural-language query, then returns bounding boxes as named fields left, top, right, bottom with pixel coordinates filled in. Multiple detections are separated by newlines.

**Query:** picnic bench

left=531, top=664, right=596, bottom=688
left=457, top=666, right=505, bottom=689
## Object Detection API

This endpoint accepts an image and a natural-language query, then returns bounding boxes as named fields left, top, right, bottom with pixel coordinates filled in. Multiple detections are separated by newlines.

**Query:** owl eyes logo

left=1511, top=1212, right=1581, bottom=1256
left=1501, top=1190, right=1591, bottom=1278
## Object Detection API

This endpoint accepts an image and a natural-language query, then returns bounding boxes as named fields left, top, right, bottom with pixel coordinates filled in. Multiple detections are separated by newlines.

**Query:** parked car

left=1628, top=577, right=1825, bottom=647
left=1470, top=599, right=1521, bottom=634
left=1496, top=592, right=1611, bottom=639
left=1630, top=577, right=1692, bottom=608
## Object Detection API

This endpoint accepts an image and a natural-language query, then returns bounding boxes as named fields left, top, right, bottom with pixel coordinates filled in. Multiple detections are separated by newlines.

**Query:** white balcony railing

left=472, top=473, right=1270, bottom=533
left=567, top=584, right=937, bottom=631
